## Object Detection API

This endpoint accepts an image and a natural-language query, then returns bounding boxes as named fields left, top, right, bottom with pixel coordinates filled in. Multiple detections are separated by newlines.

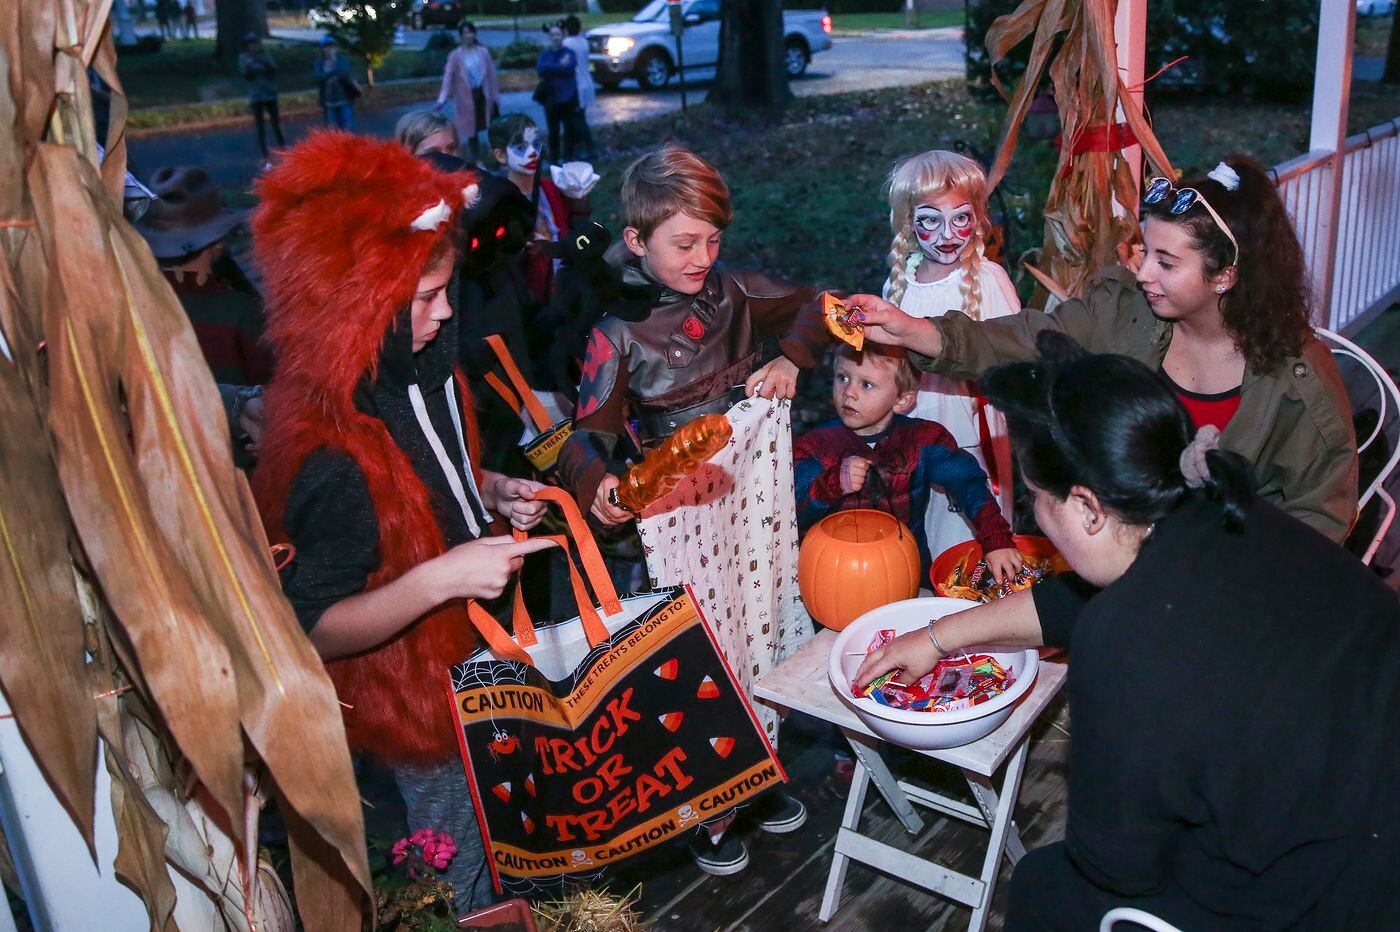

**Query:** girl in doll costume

left=884, top=150, right=1021, bottom=559
left=251, top=133, right=554, bottom=912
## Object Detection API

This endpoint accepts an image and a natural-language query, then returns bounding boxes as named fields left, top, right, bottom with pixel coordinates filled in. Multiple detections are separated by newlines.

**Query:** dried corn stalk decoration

left=984, top=0, right=1175, bottom=298
left=1, top=2, right=370, bottom=929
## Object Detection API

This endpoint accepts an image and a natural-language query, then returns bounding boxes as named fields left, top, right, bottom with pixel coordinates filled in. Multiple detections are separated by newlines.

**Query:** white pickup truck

left=585, top=0, right=834, bottom=91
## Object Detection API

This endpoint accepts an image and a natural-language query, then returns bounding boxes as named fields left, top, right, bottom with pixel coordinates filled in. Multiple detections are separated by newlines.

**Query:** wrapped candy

left=613, top=414, right=733, bottom=513
left=822, top=292, right=863, bottom=350
left=855, top=651, right=1015, bottom=712
left=943, top=555, right=1057, bottom=603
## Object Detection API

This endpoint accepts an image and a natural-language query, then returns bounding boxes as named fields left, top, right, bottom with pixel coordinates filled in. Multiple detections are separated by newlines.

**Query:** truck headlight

left=605, top=36, right=636, bottom=58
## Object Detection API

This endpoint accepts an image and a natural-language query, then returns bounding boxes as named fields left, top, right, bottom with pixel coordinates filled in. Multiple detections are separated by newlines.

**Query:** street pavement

left=126, top=30, right=964, bottom=192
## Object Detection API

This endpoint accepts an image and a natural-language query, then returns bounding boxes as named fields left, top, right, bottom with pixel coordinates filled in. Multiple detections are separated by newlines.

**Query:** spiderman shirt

left=793, top=414, right=1014, bottom=574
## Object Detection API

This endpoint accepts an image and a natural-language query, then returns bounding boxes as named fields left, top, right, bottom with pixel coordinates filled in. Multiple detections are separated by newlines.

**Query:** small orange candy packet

left=823, top=292, right=863, bottom=350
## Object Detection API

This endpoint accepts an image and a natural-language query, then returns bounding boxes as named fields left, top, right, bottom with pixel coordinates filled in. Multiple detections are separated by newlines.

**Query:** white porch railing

left=1273, top=116, right=1400, bottom=334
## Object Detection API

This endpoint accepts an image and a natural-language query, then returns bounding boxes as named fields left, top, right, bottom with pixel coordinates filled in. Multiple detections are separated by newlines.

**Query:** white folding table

left=753, top=630, right=1067, bottom=932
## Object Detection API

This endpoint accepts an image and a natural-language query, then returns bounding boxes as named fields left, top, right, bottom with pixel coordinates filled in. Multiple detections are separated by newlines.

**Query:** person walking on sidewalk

left=561, top=16, right=596, bottom=160
left=435, top=21, right=499, bottom=166
left=314, top=36, right=358, bottom=131
left=534, top=23, right=582, bottom=162
left=240, top=33, right=285, bottom=162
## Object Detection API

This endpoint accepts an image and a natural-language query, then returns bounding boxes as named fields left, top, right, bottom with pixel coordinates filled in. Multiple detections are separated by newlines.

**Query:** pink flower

left=409, top=828, right=435, bottom=848
left=391, top=838, right=411, bottom=865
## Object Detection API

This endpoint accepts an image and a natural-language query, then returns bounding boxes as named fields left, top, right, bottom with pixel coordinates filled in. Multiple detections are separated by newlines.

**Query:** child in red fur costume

left=251, top=131, right=553, bottom=912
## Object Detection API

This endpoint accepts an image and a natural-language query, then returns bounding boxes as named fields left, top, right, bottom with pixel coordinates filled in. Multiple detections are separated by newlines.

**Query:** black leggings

left=251, top=99, right=285, bottom=156
left=544, top=101, right=584, bottom=162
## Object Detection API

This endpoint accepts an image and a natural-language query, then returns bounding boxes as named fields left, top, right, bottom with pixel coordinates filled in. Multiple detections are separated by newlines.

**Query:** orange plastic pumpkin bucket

left=798, top=509, right=921, bottom=630
left=930, top=534, right=1069, bottom=600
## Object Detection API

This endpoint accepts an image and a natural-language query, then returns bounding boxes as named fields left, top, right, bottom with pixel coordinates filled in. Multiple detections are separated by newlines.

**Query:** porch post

left=1309, top=0, right=1356, bottom=328
left=1113, top=0, right=1147, bottom=192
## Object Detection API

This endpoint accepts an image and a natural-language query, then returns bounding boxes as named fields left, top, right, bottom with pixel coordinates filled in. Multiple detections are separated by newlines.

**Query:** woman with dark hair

left=857, top=333, right=1400, bottom=930
left=846, top=155, right=1358, bottom=542
left=535, top=23, right=582, bottom=162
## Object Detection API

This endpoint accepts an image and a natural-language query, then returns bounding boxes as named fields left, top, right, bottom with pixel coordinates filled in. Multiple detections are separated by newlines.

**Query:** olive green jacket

left=909, top=267, right=1358, bottom=542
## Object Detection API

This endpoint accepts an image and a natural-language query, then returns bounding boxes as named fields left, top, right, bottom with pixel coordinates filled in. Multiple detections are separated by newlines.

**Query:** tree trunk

left=215, top=0, right=269, bottom=65
left=1384, top=10, right=1400, bottom=84
left=708, top=0, right=791, bottom=118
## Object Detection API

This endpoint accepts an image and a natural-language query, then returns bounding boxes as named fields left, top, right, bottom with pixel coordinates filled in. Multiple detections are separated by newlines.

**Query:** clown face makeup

left=506, top=128, right=541, bottom=176
left=913, top=196, right=975, bottom=265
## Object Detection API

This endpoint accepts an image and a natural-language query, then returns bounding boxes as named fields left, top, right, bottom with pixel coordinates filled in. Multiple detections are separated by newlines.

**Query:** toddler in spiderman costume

left=556, top=144, right=830, bottom=877
left=795, top=341, right=1022, bottom=582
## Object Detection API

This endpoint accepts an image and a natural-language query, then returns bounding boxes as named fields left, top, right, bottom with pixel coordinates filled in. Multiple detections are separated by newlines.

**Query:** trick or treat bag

left=449, top=488, right=784, bottom=896
left=479, top=334, right=574, bottom=473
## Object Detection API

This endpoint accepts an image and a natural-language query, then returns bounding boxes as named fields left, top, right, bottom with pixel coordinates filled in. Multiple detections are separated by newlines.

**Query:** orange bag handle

left=484, top=334, right=553, bottom=432
left=462, top=486, right=622, bottom=664
left=484, top=371, right=521, bottom=413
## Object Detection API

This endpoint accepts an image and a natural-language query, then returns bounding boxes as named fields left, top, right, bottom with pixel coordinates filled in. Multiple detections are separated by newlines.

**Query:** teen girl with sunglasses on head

left=846, top=154, right=1359, bottom=542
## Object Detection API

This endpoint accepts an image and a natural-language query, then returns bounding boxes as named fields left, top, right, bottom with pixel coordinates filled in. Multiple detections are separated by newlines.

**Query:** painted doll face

left=912, top=192, right=976, bottom=265
left=506, top=127, right=541, bottom=175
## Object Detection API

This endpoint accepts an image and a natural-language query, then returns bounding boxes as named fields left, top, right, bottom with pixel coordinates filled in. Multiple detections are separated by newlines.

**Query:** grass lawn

left=580, top=78, right=1400, bottom=303
left=116, top=38, right=455, bottom=107
left=830, top=10, right=963, bottom=33
left=1355, top=13, right=1394, bottom=57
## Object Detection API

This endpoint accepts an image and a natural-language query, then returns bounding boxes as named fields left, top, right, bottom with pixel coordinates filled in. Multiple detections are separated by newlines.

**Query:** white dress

left=883, top=261, right=1021, bottom=566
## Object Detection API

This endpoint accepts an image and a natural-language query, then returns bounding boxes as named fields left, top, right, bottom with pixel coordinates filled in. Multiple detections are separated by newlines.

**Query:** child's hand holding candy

left=984, top=547, right=1025, bottom=584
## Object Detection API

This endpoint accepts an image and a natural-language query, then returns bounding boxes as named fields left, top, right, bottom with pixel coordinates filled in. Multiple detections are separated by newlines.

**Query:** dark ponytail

left=981, top=332, right=1255, bottom=531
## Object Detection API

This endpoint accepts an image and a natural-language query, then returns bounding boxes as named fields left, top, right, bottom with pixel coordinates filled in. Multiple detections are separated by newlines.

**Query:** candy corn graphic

left=521, top=812, right=535, bottom=834
left=709, top=736, right=735, bottom=758
left=658, top=711, right=684, bottom=732
left=524, top=774, right=536, bottom=797
left=654, top=658, right=679, bottom=680
left=491, top=782, right=512, bottom=803
left=696, top=675, right=720, bottom=699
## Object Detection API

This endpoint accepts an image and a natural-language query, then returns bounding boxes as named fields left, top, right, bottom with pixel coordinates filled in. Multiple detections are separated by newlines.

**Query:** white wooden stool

left=754, top=629, right=1067, bottom=932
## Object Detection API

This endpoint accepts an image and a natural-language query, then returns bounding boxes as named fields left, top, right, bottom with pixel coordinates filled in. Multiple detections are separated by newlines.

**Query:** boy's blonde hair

left=621, top=144, right=733, bottom=240
left=836, top=341, right=920, bottom=396
left=395, top=109, right=456, bottom=154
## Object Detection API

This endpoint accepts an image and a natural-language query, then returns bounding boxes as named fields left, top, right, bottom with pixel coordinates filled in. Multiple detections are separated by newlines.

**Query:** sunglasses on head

left=1142, top=176, right=1240, bottom=267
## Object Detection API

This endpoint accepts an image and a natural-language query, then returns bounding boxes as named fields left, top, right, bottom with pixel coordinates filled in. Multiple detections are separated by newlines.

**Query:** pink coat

left=438, top=45, right=499, bottom=141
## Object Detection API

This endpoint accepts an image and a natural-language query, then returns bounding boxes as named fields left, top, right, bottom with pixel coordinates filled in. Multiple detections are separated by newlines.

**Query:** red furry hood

left=251, top=131, right=479, bottom=417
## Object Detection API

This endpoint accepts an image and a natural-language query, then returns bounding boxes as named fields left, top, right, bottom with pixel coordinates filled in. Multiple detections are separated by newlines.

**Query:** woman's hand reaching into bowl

left=854, top=627, right=944, bottom=692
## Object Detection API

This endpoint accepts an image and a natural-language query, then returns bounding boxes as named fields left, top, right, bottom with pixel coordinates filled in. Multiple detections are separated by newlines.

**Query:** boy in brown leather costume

left=556, top=144, right=829, bottom=876
left=557, top=144, right=829, bottom=526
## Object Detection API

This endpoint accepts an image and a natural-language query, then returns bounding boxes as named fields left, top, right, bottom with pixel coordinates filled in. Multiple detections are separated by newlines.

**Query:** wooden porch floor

left=604, top=703, right=1071, bottom=932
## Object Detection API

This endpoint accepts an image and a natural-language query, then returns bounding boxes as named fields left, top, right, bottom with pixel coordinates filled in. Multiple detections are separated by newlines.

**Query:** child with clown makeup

left=883, top=150, right=1022, bottom=559
left=488, top=113, right=592, bottom=305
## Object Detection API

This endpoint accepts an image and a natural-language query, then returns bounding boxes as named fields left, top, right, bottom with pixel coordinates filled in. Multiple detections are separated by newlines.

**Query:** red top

left=1164, top=372, right=1243, bottom=432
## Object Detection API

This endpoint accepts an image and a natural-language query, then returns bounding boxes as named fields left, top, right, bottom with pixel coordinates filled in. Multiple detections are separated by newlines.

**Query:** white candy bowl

left=827, top=597, right=1039, bottom=750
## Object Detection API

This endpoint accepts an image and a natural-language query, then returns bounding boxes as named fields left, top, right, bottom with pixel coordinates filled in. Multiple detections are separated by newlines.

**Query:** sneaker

left=753, top=791, right=807, bottom=834
left=686, top=829, right=749, bottom=876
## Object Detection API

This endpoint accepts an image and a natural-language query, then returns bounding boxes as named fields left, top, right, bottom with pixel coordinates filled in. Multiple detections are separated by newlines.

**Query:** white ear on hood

left=462, top=184, right=480, bottom=208
left=410, top=199, right=451, bottom=231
